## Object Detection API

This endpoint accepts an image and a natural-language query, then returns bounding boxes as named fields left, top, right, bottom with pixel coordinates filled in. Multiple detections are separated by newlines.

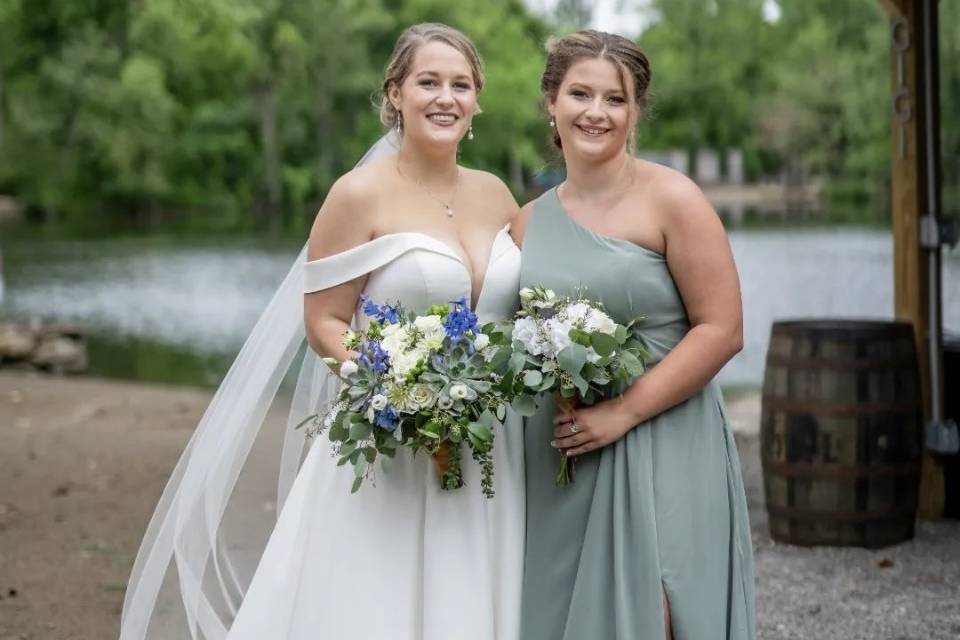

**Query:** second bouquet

left=500, top=285, right=650, bottom=486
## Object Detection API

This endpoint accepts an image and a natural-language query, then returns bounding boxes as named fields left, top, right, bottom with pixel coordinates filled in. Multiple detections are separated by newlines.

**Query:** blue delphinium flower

left=374, top=405, right=399, bottom=431
left=357, top=340, right=390, bottom=373
left=443, top=297, right=478, bottom=341
left=360, top=294, right=401, bottom=325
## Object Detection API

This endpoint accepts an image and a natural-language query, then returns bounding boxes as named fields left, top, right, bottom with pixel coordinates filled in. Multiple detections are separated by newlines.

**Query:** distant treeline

left=0, top=0, right=957, bottom=233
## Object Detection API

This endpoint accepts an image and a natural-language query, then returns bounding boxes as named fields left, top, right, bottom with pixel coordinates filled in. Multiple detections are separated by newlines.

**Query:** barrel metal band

left=762, top=458, right=920, bottom=479
left=765, top=503, right=917, bottom=523
left=765, top=355, right=918, bottom=370
left=761, top=397, right=920, bottom=416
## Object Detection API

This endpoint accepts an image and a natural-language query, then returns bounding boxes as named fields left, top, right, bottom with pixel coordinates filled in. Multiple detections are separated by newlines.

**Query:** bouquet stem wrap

left=555, top=394, right=579, bottom=486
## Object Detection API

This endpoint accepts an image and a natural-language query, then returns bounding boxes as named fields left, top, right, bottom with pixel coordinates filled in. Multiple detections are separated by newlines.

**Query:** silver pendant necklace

left=397, top=160, right=460, bottom=218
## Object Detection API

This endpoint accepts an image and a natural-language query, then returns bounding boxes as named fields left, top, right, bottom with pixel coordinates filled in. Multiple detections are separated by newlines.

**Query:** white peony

left=586, top=310, right=617, bottom=335
left=369, top=394, right=388, bottom=410
left=339, top=360, right=358, bottom=378
left=513, top=317, right=542, bottom=355
left=473, top=333, right=490, bottom=350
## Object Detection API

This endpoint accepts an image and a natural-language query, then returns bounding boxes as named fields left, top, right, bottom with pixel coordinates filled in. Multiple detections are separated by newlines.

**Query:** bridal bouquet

left=501, top=285, right=649, bottom=485
left=300, top=295, right=510, bottom=497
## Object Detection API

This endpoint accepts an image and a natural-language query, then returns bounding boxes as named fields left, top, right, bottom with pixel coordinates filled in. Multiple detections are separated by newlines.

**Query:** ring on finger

left=569, top=422, right=579, bottom=434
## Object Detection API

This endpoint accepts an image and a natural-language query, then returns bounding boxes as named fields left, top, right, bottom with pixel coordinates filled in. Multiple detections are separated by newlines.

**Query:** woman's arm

left=303, top=171, right=378, bottom=361
left=553, top=173, right=743, bottom=457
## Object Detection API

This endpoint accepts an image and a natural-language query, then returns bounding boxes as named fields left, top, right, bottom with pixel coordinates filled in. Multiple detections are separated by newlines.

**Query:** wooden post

left=881, top=0, right=944, bottom=518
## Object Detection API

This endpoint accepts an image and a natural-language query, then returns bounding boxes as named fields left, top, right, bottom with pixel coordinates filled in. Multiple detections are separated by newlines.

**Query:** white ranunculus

left=339, top=360, right=359, bottom=378
left=473, top=333, right=490, bottom=350
left=449, top=384, right=469, bottom=400
left=586, top=310, right=617, bottom=335
left=369, top=394, right=388, bottom=410
left=546, top=318, right=574, bottom=355
left=408, top=384, right=438, bottom=410
left=513, top=317, right=542, bottom=355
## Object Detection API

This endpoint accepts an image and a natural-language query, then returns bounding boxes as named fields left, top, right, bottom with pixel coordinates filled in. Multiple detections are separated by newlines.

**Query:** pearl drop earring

left=468, top=124, right=475, bottom=141
left=549, top=117, right=555, bottom=128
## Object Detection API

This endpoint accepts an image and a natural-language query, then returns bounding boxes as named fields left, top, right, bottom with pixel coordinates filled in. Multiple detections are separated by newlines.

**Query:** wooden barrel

left=761, top=319, right=922, bottom=548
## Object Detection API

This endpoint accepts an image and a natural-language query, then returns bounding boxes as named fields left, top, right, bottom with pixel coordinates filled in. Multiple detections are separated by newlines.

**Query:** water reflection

left=2, top=230, right=958, bottom=387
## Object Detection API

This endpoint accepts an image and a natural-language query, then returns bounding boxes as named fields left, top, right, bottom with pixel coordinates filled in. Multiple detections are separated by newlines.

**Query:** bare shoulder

left=510, top=200, right=537, bottom=246
left=461, top=167, right=518, bottom=225
left=308, top=161, right=390, bottom=258
left=640, top=160, right=717, bottom=227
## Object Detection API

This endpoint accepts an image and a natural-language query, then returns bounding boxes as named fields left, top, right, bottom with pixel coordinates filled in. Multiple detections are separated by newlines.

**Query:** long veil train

left=120, top=132, right=401, bottom=640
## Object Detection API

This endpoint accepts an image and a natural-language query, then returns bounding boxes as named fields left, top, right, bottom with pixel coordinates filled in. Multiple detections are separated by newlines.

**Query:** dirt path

left=1, top=372, right=957, bottom=639
left=0, top=372, right=208, bottom=639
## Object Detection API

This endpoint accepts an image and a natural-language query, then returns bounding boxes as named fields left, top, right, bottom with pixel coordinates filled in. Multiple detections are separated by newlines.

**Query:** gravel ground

left=1, top=374, right=958, bottom=639
left=727, top=393, right=960, bottom=640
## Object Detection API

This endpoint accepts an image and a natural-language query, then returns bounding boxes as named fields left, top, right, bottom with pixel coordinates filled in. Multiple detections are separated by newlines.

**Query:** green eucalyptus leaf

left=466, top=421, right=493, bottom=442
left=349, top=422, right=372, bottom=441
left=511, top=395, right=538, bottom=416
left=557, top=343, right=588, bottom=376
left=508, top=352, right=526, bottom=375
left=590, top=332, right=618, bottom=357
left=522, top=369, right=543, bottom=388
left=538, top=374, right=557, bottom=392
left=351, top=477, right=364, bottom=493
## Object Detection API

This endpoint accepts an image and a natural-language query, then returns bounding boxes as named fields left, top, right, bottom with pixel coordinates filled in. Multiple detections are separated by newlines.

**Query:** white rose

left=473, top=333, right=490, bottom=350
left=339, top=360, right=358, bottom=378
left=513, top=317, right=542, bottom=355
left=370, top=394, right=388, bottom=410
left=546, top=318, right=573, bottom=355
left=449, top=384, right=469, bottom=400
left=586, top=310, right=617, bottom=335
left=408, top=384, right=438, bottom=410
left=565, top=302, right=591, bottom=323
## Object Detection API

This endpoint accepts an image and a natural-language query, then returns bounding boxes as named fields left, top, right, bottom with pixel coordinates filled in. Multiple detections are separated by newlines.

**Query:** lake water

left=2, top=229, right=959, bottom=387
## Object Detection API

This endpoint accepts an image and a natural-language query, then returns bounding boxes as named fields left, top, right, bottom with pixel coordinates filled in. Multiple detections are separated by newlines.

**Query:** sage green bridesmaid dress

left=519, top=187, right=756, bottom=640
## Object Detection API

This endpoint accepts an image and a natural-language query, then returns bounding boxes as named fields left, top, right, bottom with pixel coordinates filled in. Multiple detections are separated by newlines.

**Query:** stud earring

left=468, top=124, right=475, bottom=141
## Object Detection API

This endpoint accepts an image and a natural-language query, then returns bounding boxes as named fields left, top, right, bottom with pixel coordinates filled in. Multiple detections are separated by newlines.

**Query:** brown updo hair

left=541, top=30, right=651, bottom=151
left=378, top=23, right=485, bottom=131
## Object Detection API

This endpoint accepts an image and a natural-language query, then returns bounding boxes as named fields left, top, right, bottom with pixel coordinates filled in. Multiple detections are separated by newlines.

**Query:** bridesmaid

left=511, top=31, right=756, bottom=639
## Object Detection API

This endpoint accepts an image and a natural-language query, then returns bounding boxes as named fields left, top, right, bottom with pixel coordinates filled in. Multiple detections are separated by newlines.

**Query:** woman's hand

left=551, top=396, right=639, bottom=458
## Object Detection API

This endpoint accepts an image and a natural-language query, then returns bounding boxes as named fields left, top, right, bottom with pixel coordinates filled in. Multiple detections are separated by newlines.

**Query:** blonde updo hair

left=541, top=30, right=651, bottom=151
left=379, top=23, right=485, bottom=131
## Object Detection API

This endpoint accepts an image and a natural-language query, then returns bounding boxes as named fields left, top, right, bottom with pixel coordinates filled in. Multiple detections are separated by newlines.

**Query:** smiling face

left=389, top=41, right=478, bottom=149
left=548, top=57, right=637, bottom=161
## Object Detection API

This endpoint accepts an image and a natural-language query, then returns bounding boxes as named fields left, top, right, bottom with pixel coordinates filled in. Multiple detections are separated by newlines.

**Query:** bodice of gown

left=303, top=226, right=521, bottom=322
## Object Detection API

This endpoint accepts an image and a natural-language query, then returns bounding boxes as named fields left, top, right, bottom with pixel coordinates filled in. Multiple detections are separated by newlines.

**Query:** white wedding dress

left=225, top=227, right=524, bottom=639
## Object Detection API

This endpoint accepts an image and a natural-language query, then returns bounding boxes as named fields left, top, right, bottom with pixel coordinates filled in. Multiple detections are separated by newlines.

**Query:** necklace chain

left=396, top=160, right=460, bottom=218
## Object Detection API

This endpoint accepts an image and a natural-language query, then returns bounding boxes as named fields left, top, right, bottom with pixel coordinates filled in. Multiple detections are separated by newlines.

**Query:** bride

left=120, top=23, right=524, bottom=640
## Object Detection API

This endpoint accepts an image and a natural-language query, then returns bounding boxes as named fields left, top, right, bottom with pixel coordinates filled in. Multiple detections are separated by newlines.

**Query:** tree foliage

left=1, top=0, right=955, bottom=230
